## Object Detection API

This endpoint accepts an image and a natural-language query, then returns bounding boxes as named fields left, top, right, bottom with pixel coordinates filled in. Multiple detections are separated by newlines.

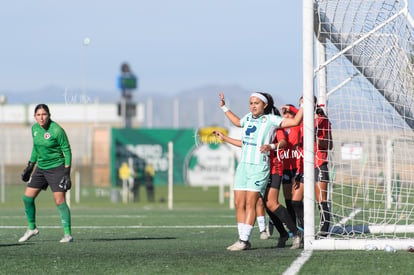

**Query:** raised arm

left=279, top=106, right=303, bottom=128
left=219, top=92, right=241, bottom=127
left=213, top=130, right=242, bottom=147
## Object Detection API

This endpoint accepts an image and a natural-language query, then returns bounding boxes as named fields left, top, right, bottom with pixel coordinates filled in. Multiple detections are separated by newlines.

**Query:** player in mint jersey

left=19, top=104, right=73, bottom=243
left=218, top=92, right=303, bottom=251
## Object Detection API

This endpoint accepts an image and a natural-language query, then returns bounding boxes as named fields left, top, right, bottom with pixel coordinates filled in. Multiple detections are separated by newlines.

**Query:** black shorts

left=28, top=165, right=65, bottom=192
left=282, top=169, right=297, bottom=184
left=267, top=173, right=282, bottom=189
left=315, top=163, right=330, bottom=183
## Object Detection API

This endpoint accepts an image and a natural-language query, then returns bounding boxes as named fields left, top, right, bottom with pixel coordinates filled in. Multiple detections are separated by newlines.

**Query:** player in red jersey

left=291, top=96, right=333, bottom=238
left=280, top=105, right=301, bottom=227
left=314, top=105, right=333, bottom=237
left=263, top=126, right=301, bottom=248
left=291, top=98, right=305, bottom=233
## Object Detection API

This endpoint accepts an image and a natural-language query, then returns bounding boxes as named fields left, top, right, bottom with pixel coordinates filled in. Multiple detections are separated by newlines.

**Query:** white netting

left=312, top=0, right=414, bottom=248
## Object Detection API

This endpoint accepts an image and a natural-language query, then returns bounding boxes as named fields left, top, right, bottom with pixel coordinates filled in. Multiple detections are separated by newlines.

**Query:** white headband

left=250, top=92, right=268, bottom=104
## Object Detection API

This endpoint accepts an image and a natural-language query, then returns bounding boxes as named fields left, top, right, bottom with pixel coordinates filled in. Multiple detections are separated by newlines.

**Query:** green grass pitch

left=0, top=184, right=413, bottom=274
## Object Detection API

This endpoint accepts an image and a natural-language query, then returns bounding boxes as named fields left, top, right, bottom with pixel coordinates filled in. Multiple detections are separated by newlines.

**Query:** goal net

left=305, top=0, right=414, bottom=250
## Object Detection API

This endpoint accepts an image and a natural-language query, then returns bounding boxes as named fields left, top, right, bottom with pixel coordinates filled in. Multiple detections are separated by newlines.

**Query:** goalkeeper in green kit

left=19, top=104, right=73, bottom=243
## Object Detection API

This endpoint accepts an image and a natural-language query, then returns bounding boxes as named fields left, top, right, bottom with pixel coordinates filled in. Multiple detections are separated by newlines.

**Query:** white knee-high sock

left=240, top=224, right=253, bottom=242
left=256, top=216, right=266, bottom=232
left=237, top=223, right=243, bottom=239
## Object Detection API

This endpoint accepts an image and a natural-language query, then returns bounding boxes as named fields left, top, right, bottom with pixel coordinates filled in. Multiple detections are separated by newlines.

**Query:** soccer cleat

left=317, top=232, right=329, bottom=239
left=226, top=240, right=241, bottom=250
left=18, top=228, right=39, bottom=242
left=260, top=231, right=269, bottom=240
left=290, top=234, right=302, bottom=249
left=227, top=240, right=251, bottom=251
left=275, top=235, right=289, bottom=248
left=60, top=235, right=74, bottom=243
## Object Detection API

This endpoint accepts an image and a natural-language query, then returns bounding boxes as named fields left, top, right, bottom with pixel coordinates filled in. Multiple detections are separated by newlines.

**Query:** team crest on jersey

left=44, top=132, right=51, bottom=139
left=261, top=116, right=267, bottom=123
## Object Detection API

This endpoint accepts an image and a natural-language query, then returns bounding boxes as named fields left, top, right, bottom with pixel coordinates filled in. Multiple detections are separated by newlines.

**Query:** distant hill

left=4, top=85, right=118, bottom=105
left=135, top=84, right=286, bottom=128
left=3, top=84, right=287, bottom=128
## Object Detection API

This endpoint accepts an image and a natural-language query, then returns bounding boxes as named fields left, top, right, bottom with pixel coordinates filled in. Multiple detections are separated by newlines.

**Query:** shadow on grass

left=90, top=237, right=176, bottom=242
left=1, top=243, right=33, bottom=247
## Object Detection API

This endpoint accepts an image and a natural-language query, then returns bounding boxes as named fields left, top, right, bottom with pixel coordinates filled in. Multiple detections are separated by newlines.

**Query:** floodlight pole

left=118, top=63, right=138, bottom=128
left=82, top=37, right=90, bottom=165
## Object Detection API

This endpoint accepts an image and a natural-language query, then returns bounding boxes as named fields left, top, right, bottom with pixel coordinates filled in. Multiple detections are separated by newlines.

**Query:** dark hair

left=121, top=63, right=131, bottom=73
left=313, top=95, right=328, bottom=116
left=260, top=92, right=281, bottom=116
left=34, top=104, right=50, bottom=115
left=316, top=105, right=327, bottom=117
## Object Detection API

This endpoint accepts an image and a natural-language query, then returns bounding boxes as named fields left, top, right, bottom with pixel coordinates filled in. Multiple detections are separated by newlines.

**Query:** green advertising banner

left=111, top=127, right=237, bottom=188
left=111, top=128, right=196, bottom=186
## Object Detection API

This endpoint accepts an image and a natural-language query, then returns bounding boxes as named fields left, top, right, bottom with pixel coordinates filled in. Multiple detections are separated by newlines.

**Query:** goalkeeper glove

left=21, top=162, right=35, bottom=182
left=59, top=167, right=72, bottom=191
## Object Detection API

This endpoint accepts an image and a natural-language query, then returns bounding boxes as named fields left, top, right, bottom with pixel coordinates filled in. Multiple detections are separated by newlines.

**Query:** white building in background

left=0, top=101, right=225, bottom=186
left=0, top=103, right=144, bottom=174
left=0, top=103, right=144, bottom=125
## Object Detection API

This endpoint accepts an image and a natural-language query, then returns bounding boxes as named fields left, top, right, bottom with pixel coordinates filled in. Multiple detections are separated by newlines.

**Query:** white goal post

left=303, top=0, right=414, bottom=250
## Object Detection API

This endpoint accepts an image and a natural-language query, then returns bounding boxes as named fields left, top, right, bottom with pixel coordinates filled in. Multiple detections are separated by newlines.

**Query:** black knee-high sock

left=318, top=202, right=331, bottom=234
left=285, top=199, right=296, bottom=226
left=266, top=208, right=288, bottom=237
left=274, top=205, right=298, bottom=235
left=292, top=200, right=304, bottom=230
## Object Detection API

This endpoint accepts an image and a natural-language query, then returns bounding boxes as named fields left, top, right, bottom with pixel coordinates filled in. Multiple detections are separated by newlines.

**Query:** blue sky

left=0, top=1, right=413, bottom=105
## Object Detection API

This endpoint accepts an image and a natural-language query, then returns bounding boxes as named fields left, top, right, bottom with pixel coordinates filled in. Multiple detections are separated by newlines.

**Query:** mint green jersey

left=30, top=121, right=72, bottom=170
left=239, top=113, right=283, bottom=166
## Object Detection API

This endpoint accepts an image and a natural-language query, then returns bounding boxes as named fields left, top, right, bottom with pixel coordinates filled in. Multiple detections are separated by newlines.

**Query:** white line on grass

left=0, top=215, right=235, bottom=219
left=282, top=250, right=313, bottom=275
left=0, top=225, right=236, bottom=229
left=0, top=215, right=148, bottom=219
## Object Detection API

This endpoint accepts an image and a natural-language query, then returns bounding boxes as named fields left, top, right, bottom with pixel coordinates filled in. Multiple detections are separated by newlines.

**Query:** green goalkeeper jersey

left=30, top=121, right=72, bottom=170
